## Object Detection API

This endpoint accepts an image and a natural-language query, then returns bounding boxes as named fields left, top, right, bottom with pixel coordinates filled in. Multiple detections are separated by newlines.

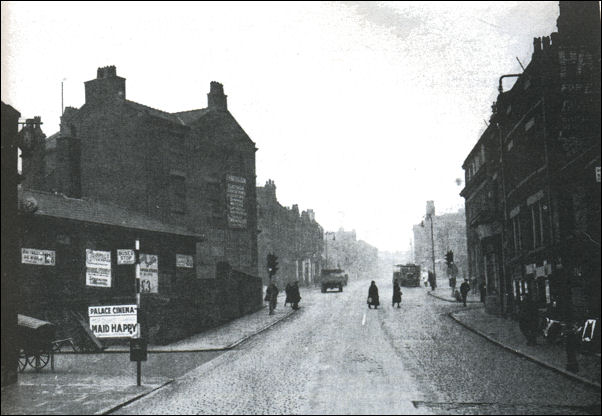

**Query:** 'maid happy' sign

left=88, top=305, right=138, bottom=338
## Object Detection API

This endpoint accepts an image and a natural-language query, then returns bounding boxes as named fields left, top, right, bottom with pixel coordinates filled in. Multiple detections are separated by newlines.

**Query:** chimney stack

left=207, top=81, right=227, bottom=111
left=85, top=66, right=126, bottom=105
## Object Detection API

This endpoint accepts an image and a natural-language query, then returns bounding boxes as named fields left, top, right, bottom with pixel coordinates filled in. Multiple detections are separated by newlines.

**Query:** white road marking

left=362, top=313, right=366, bottom=326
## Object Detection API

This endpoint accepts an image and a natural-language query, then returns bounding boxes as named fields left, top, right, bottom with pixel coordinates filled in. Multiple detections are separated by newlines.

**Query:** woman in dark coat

left=367, top=281, right=380, bottom=309
left=392, top=280, right=402, bottom=308
left=290, top=281, right=301, bottom=310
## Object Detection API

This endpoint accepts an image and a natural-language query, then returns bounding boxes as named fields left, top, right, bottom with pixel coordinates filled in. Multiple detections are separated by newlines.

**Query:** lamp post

left=426, top=201, right=436, bottom=287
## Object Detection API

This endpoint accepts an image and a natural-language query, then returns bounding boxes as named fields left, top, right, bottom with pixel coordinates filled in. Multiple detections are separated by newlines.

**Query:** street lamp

left=426, top=201, right=436, bottom=288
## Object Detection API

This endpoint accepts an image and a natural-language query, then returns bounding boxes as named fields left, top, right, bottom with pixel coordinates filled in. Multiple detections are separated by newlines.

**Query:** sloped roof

left=125, top=100, right=185, bottom=125
left=23, top=189, right=202, bottom=239
left=172, top=108, right=210, bottom=125
left=125, top=101, right=212, bottom=127
left=45, top=132, right=59, bottom=151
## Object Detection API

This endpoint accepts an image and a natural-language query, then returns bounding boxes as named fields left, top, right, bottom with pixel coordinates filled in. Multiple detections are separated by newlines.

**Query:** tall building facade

left=461, top=2, right=601, bottom=319
left=256, top=180, right=323, bottom=286
left=24, top=66, right=258, bottom=279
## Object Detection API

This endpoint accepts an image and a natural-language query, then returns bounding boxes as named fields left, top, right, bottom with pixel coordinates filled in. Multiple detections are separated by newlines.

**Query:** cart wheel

left=28, top=351, right=50, bottom=371
left=18, top=350, right=28, bottom=373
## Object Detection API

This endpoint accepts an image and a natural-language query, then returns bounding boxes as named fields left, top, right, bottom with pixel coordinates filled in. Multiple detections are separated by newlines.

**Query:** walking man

left=265, top=281, right=279, bottom=315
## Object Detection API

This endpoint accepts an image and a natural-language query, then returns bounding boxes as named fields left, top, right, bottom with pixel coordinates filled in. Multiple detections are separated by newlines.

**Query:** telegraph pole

left=429, top=213, right=436, bottom=283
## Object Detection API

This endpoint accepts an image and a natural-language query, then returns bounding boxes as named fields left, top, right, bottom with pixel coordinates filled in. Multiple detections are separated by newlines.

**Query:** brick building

left=257, top=180, right=324, bottom=286
left=461, top=2, right=601, bottom=320
left=412, top=209, right=468, bottom=285
left=23, top=66, right=258, bottom=279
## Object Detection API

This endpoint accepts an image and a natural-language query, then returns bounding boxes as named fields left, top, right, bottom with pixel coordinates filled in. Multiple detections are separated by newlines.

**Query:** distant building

left=257, top=180, right=323, bottom=286
left=461, top=1, right=601, bottom=319
left=325, top=228, right=379, bottom=281
left=412, top=209, right=468, bottom=283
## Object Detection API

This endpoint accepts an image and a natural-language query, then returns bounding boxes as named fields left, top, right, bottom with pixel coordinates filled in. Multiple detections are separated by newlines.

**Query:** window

left=530, top=200, right=544, bottom=249
left=170, top=175, right=186, bottom=213
left=511, top=215, right=522, bottom=255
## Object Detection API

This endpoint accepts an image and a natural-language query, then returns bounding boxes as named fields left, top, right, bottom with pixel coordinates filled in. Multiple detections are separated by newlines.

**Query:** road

left=116, top=277, right=601, bottom=415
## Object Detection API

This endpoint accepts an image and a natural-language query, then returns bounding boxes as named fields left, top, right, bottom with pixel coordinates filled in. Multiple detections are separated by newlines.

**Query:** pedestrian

left=518, top=293, right=539, bottom=346
left=460, top=278, right=470, bottom=307
left=392, top=280, right=402, bottom=308
left=367, top=281, right=380, bottom=309
left=479, top=282, right=486, bottom=303
left=265, top=281, right=279, bottom=315
left=428, top=271, right=437, bottom=291
left=284, top=282, right=293, bottom=307
left=449, top=275, right=457, bottom=298
left=290, top=281, right=301, bottom=310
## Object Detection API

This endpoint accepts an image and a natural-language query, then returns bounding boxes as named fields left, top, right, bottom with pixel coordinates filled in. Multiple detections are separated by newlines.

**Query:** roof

left=23, top=189, right=203, bottom=239
left=45, top=132, right=59, bottom=151
left=125, top=100, right=186, bottom=125
left=172, top=108, right=210, bottom=125
left=125, top=101, right=212, bottom=127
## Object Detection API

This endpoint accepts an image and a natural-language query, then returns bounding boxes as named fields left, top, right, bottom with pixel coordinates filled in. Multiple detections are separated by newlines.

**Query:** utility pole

left=429, top=213, right=436, bottom=283
left=426, top=201, right=436, bottom=284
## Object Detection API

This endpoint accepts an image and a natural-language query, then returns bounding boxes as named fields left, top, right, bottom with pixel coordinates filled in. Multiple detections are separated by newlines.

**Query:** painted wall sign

left=88, top=304, right=138, bottom=338
left=226, top=175, right=247, bottom=229
left=21, top=248, right=55, bottom=266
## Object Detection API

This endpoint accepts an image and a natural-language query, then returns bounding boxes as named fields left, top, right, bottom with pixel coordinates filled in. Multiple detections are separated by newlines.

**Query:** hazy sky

left=2, top=1, right=561, bottom=252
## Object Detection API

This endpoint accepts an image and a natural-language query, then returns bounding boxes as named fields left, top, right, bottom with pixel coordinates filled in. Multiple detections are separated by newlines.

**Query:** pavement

left=427, top=288, right=482, bottom=304
left=0, top=302, right=296, bottom=415
left=449, top=307, right=601, bottom=389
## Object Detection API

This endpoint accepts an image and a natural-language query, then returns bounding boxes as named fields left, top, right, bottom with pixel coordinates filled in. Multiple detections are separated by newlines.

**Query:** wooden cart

left=17, top=314, right=76, bottom=372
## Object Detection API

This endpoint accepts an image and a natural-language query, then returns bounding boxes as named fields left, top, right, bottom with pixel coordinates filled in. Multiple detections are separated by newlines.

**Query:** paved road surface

left=116, top=277, right=601, bottom=415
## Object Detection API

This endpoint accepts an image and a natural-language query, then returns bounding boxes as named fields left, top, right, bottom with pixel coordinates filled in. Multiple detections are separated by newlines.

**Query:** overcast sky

left=2, top=1, right=562, bottom=252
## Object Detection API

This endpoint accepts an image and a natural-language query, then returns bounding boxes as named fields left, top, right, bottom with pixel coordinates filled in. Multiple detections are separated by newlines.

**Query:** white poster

left=86, top=249, right=111, bottom=268
left=86, top=267, right=112, bottom=287
left=21, top=248, right=55, bottom=266
left=176, top=254, right=194, bottom=269
left=86, top=249, right=112, bottom=287
left=117, top=249, right=136, bottom=265
left=140, top=254, right=159, bottom=293
left=88, top=305, right=138, bottom=338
